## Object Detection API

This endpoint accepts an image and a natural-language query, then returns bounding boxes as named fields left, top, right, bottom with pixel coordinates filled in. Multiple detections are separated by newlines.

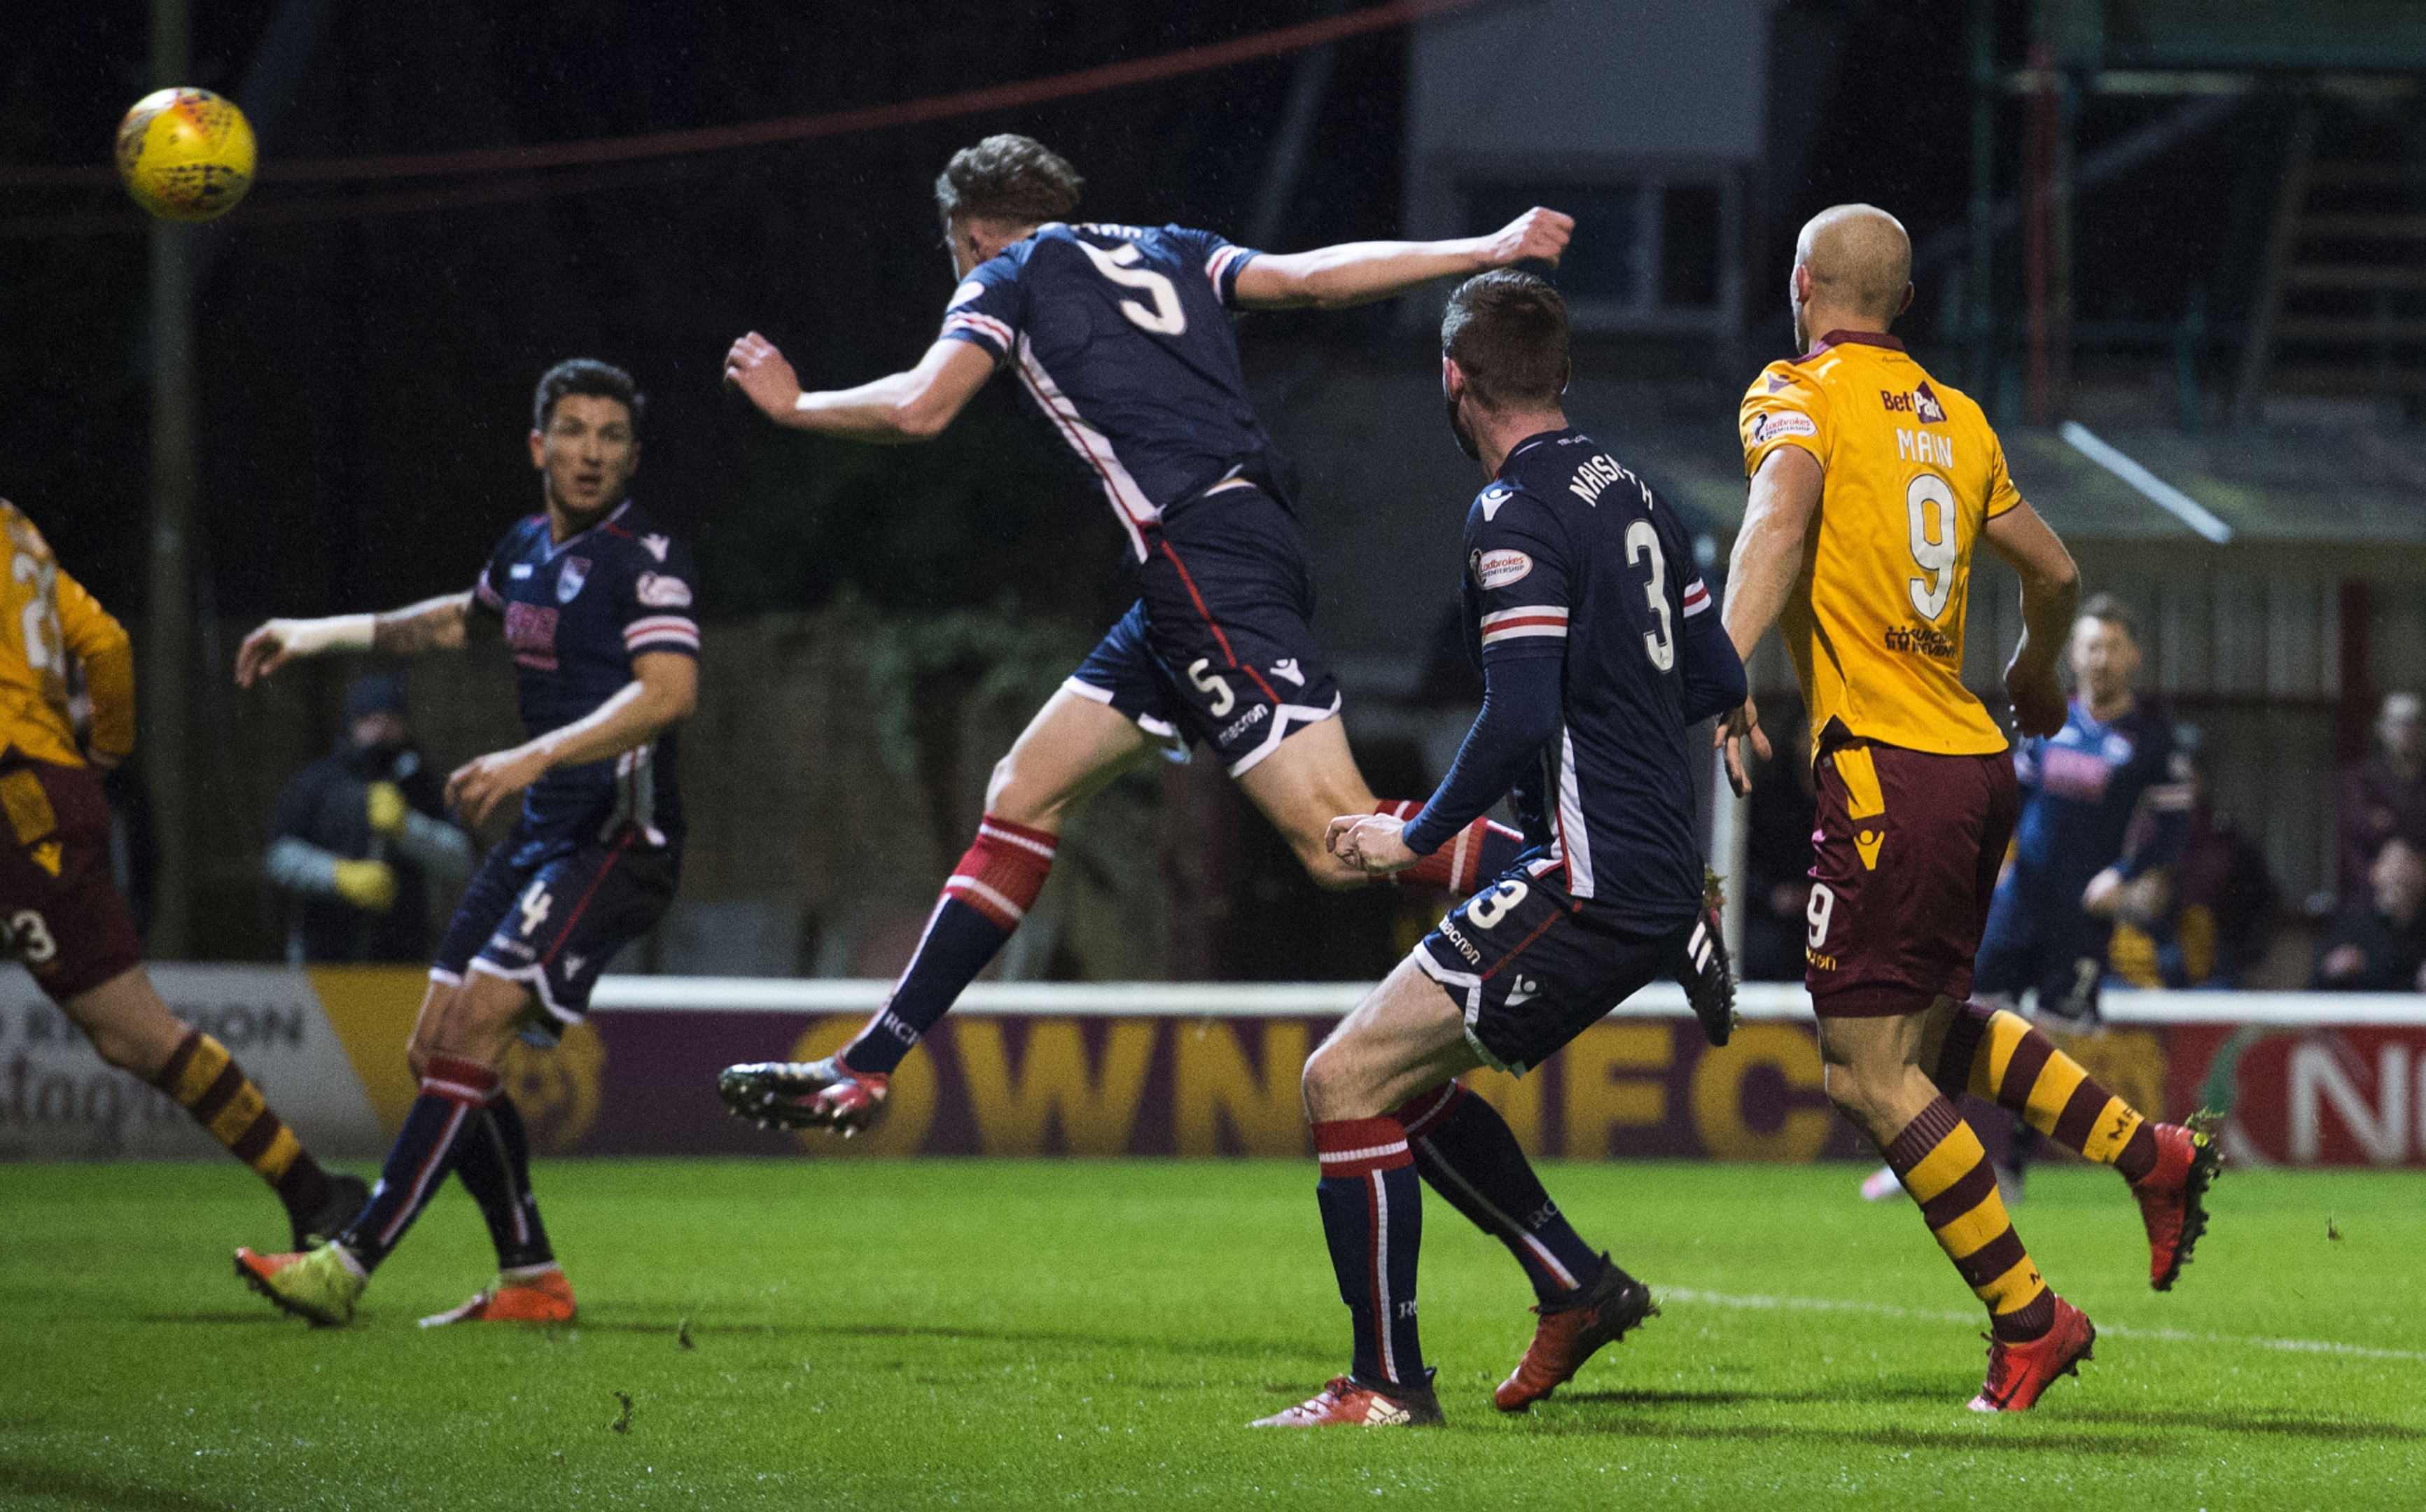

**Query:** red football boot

left=717, top=1057, right=889, bottom=1134
left=2132, top=1114, right=2222, bottom=1292
left=1968, top=1295, right=2096, bottom=1412
left=1495, top=1262, right=1659, bottom=1411
left=1250, top=1375, right=1444, bottom=1428
left=419, top=1266, right=578, bottom=1327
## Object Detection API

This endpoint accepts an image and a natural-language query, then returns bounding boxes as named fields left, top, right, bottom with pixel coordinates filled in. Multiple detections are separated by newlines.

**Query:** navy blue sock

left=338, top=1057, right=496, bottom=1272
left=1313, top=1117, right=1426, bottom=1388
left=452, top=1093, right=555, bottom=1271
left=841, top=816, right=1056, bottom=1077
left=1397, top=1082, right=1610, bottom=1309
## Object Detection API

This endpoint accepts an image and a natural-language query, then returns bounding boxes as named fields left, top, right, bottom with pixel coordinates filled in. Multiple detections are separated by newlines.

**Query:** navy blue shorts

left=432, top=825, right=679, bottom=1030
left=1411, top=862, right=1696, bottom=1077
left=1066, top=484, right=1341, bottom=776
left=1974, top=873, right=2110, bottom=1023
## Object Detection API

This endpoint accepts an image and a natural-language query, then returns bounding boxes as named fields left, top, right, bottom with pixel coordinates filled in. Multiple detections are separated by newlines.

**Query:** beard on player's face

left=1444, top=385, right=1481, bottom=462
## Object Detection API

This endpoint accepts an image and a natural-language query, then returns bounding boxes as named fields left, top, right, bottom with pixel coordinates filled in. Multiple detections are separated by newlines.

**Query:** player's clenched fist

left=1482, top=207, right=1575, bottom=270
left=1325, top=811, right=1419, bottom=876
left=723, top=331, right=802, bottom=421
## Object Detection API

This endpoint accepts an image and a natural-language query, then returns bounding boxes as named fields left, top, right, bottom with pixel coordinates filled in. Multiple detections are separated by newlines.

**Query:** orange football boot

left=2132, top=1115, right=2222, bottom=1291
left=1495, top=1263, right=1658, bottom=1410
left=1250, top=1373, right=1443, bottom=1428
left=1969, top=1295, right=2096, bottom=1412
left=418, top=1267, right=577, bottom=1327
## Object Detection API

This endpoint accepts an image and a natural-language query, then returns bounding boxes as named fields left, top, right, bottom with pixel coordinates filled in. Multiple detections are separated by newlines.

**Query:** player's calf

left=1937, top=999, right=2224, bottom=1287
left=1373, top=802, right=1524, bottom=896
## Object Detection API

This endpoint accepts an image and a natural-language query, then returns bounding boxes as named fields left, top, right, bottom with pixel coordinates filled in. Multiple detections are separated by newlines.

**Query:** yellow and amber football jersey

left=0, top=500, right=134, bottom=769
left=1738, top=331, right=2018, bottom=757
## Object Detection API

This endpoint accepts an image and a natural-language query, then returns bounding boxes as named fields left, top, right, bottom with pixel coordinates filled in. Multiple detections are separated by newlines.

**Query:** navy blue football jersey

left=1464, top=430, right=1724, bottom=926
left=2011, top=698, right=2189, bottom=893
left=937, top=221, right=1283, bottom=559
left=470, top=500, right=697, bottom=864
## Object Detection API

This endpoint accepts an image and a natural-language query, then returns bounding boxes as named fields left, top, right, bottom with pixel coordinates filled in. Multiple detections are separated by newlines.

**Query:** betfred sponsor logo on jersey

left=1880, top=382, right=1947, bottom=424
left=1472, top=548, right=1533, bottom=590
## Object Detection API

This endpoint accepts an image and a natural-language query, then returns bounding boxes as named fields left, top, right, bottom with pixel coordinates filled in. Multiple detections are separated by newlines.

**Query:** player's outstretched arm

left=235, top=591, right=474, bottom=687
left=1713, top=447, right=1820, bottom=792
left=1981, top=500, right=2079, bottom=738
left=724, top=332, right=995, bottom=443
left=445, top=652, right=697, bottom=828
left=1232, top=208, right=1574, bottom=312
left=55, top=567, right=134, bottom=766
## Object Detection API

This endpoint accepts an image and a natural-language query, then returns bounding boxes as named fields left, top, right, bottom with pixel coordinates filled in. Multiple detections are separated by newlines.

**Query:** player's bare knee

left=984, top=752, right=1026, bottom=815
left=1821, top=1060, right=1890, bottom=1128
left=1299, top=1040, right=1362, bottom=1121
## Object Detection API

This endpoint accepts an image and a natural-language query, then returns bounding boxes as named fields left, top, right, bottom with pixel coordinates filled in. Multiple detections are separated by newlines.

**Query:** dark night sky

left=0, top=1, right=2312, bottom=629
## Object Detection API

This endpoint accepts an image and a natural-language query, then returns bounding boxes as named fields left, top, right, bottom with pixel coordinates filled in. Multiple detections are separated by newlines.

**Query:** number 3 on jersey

left=1624, top=519, right=1675, bottom=671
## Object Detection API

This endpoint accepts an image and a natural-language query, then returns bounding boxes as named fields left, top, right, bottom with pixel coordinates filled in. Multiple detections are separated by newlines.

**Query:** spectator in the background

left=2106, top=724, right=2277, bottom=989
left=2310, top=837, right=2426, bottom=992
left=1975, top=594, right=2191, bottom=1026
left=2335, top=691, right=2426, bottom=911
left=1739, top=696, right=1815, bottom=982
left=265, top=673, right=473, bottom=964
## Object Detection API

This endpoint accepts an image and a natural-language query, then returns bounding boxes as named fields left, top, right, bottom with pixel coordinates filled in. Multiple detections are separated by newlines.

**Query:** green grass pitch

left=1, top=1158, right=2420, bottom=1509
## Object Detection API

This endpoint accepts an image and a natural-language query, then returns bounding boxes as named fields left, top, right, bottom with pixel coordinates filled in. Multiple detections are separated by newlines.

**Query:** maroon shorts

left=0, top=757, right=144, bottom=1001
left=1802, top=734, right=2017, bottom=1018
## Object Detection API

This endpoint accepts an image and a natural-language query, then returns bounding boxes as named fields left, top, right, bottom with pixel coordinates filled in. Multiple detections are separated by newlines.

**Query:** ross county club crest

left=557, top=556, right=590, bottom=603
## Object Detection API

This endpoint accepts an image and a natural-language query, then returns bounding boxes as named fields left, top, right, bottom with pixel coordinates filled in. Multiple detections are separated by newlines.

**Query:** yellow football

left=114, top=88, right=256, bottom=223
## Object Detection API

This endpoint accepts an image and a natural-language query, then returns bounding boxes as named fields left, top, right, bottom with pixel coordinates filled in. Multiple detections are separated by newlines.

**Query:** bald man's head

left=1792, top=204, right=1913, bottom=342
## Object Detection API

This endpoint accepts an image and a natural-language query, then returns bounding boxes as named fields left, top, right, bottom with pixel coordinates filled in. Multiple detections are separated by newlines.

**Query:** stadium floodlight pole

left=1967, top=0, right=1995, bottom=394
left=144, top=0, right=195, bottom=957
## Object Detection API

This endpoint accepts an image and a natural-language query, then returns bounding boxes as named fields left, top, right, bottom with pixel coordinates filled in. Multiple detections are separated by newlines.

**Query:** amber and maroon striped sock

left=1938, top=1002, right=2159, bottom=1182
left=152, top=1028, right=331, bottom=1221
left=1883, top=1096, right=2054, bottom=1343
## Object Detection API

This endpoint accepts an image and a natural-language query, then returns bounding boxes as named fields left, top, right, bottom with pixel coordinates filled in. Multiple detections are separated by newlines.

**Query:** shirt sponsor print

left=1472, top=547, right=1533, bottom=590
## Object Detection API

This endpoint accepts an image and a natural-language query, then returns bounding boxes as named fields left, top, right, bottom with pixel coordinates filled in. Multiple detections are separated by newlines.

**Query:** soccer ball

left=114, top=88, right=256, bottom=223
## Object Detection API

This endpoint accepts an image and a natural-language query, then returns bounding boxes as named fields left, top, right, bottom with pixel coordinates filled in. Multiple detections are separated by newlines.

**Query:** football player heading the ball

left=717, top=132, right=1596, bottom=1137
left=230, top=358, right=699, bottom=1329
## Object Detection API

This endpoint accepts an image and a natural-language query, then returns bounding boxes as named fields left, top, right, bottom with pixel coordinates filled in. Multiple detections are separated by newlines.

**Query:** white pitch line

left=1659, top=1287, right=2425, bottom=1363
